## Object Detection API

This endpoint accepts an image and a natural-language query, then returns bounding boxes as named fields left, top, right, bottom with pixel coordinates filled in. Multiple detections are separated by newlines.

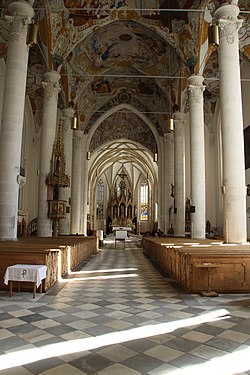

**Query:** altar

left=107, top=170, right=137, bottom=231
left=112, top=226, right=132, bottom=233
left=112, top=226, right=132, bottom=249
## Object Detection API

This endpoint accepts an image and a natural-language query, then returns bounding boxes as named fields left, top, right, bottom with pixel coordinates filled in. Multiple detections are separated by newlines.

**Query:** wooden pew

left=0, top=236, right=98, bottom=294
left=142, top=237, right=250, bottom=294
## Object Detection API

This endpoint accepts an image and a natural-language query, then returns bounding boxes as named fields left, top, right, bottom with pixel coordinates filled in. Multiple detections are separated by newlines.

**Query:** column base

left=0, top=237, right=18, bottom=241
left=200, top=290, right=218, bottom=297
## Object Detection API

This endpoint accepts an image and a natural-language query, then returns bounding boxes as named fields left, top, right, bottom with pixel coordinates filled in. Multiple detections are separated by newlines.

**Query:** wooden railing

left=26, top=218, right=37, bottom=236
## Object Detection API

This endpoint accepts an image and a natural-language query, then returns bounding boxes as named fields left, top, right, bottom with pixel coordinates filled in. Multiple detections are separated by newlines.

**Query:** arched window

left=140, top=179, right=148, bottom=221
left=96, top=179, right=104, bottom=219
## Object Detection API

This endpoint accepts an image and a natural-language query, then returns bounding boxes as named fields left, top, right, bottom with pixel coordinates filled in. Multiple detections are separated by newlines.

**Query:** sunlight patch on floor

left=0, top=309, right=229, bottom=371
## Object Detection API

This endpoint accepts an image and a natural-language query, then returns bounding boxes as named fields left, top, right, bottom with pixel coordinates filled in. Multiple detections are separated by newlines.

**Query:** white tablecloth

left=4, top=264, right=47, bottom=287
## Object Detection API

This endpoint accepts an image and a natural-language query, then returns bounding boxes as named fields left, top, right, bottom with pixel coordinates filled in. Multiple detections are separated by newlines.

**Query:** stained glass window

left=140, top=180, right=148, bottom=221
left=96, top=179, right=104, bottom=219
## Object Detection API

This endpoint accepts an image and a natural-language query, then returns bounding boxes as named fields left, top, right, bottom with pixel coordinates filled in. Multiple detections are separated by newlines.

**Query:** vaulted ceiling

left=0, top=0, right=249, bottom=156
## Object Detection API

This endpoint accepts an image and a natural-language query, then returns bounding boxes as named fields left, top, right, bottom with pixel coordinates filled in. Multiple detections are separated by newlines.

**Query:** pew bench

left=142, top=237, right=250, bottom=294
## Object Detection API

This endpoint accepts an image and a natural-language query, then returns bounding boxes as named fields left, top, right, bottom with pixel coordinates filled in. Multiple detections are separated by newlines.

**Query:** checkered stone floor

left=0, top=236, right=250, bottom=374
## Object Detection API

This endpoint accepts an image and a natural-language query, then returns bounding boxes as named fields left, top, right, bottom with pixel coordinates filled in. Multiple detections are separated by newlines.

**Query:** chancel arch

left=85, top=103, right=161, bottom=154
left=87, top=139, right=158, bottom=235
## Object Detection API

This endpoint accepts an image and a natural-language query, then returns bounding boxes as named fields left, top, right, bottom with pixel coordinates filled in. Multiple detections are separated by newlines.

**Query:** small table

left=115, top=230, right=127, bottom=249
left=4, top=264, right=47, bottom=298
left=194, top=262, right=221, bottom=297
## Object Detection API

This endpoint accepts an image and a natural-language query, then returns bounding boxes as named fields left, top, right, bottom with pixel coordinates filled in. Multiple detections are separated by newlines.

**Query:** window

left=140, top=180, right=148, bottom=221
left=96, top=179, right=104, bottom=219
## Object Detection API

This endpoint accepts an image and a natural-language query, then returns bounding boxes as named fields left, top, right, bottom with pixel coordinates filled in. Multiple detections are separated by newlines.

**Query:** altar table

left=4, top=264, right=47, bottom=298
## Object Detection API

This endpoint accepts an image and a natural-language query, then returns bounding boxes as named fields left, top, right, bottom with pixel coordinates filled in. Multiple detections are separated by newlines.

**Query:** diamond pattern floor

left=0, top=236, right=250, bottom=374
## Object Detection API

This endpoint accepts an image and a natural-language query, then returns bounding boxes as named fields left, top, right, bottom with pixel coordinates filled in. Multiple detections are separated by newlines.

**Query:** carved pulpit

left=46, top=120, right=70, bottom=236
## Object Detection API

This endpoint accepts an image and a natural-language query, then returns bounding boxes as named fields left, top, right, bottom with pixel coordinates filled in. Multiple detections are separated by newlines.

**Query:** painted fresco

left=89, top=111, right=157, bottom=153
left=70, top=20, right=167, bottom=70
left=203, top=49, right=220, bottom=96
left=64, top=0, right=129, bottom=24
left=83, top=86, right=167, bottom=136
left=90, top=76, right=161, bottom=96
left=0, top=0, right=248, bottom=144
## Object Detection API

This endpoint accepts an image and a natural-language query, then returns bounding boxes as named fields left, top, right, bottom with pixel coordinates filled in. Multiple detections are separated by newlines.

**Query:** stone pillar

left=173, top=112, right=186, bottom=237
left=37, top=71, right=61, bottom=237
left=188, top=75, right=206, bottom=239
left=164, top=132, right=174, bottom=234
left=157, top=140, right=164, bottom=231
left=80, top=135, right=88, bottom=236
left=0, top=1, right=34, bottom=240
left=214, top=4, right=246, bottom=243
left=59, top=108, right=75, bottom=235
left=71, top=130, right=83, bottom=234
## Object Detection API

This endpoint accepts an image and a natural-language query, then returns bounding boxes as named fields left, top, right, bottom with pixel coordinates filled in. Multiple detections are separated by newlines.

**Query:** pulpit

left=46, top=119, right=70, bottom=236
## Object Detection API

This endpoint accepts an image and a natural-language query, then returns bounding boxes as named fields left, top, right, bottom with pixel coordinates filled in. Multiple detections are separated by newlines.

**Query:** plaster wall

left=0, top=58, right=6, bottom=134
left=242, top=61, right=250, bottom=130
left=21, top=97, right=40, bottom=225
left=241, top=61, right=250, bottom=239
left=184, top=113, right=191, bottom=202
left=205, top=124, right=218, bottom=229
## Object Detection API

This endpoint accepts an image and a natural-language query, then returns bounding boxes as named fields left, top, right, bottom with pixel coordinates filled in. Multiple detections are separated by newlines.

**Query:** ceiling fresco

left=0, top=0, right=249, bottom=155
left=89, top=110, right=158, bottom=153
left=79, top=76, right=169, bottom=133
left=68, top=20, right=170, bottom=72
left=64, top=0, right=128, bottom=25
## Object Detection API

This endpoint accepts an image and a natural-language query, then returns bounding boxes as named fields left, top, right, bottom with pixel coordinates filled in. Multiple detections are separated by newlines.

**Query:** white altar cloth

left=112, top=226, right=132, bottom=232
left=4, top=264, right=47, bottom=287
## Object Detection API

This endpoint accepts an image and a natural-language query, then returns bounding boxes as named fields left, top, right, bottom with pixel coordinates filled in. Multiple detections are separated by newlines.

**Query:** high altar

left=107, top=172, right=137, bottom=229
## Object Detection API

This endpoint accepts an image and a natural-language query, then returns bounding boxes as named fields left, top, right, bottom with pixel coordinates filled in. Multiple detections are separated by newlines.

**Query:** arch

left=86, top=103, right=161, bottom=152
left=88, top=139, right=158, bottom=184
left=87, top=139, right=158, bottom=227
left=60, top=17, right=180, bottom=65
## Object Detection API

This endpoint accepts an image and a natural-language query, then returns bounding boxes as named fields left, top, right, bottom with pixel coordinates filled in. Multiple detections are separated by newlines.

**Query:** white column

left=173, top=112, right=186, bottom=237
left=37, top=71, right=61, bottom=237
left=188, top=75, right=206, bottom=239
left=0, top=1, right=34, bottom=240
left=59, top=108, right=74, bottom=235
left=71, top=130, right=83, bottom=234
left=214, top=4, right=246, bottom=243
left=157, top=140, right=164, bottom=231
left=163, top=132, right=174, bottom=233
left=80, top=135, right=88, bottom=236
left=207, top=131, right=217, bottom=227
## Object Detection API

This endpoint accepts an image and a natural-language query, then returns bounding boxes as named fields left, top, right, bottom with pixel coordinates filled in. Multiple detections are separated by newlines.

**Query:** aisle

left=0, top=237, right=250, bottom=374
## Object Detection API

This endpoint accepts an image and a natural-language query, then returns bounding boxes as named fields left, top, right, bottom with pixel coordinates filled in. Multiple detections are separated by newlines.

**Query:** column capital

left=43, top=70, right=61, bottom=84
left=61, top=118, right=71, bottom=133
left=214, top=4, right=239, bottom=21
left=214, top=4, right=242, bottom=45
left=173, top=111, right=186, bottom=123
left=188, top=75, right=205, bottom=104
left=164, top=132, right=174, bottom=142
left=42, top=71, right=61, bottom=100
left=187, top=74, right=204, bottom=87
left=7, top=1, right=35, bottom=42
left=63, top=107, right=75, bottom=118
left=9, top=1, right=35, bottom=19
left=173, top=113, right=185, bottom=137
